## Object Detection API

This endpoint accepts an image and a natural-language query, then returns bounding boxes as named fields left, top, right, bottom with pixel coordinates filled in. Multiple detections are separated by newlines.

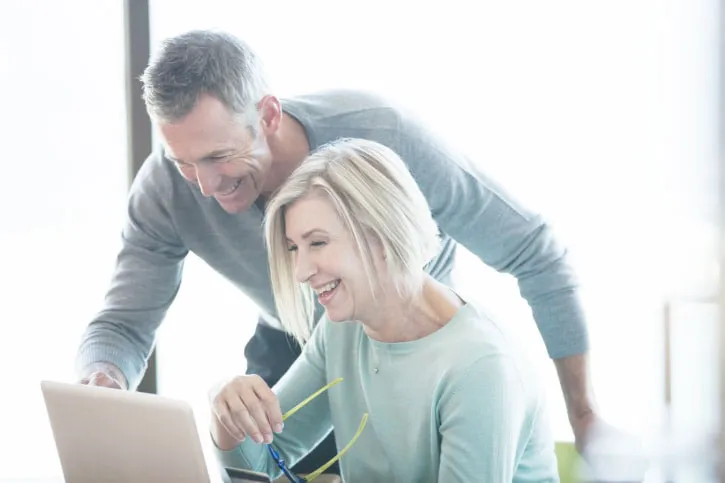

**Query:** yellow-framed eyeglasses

left=266, top=377, right=367, bottom=482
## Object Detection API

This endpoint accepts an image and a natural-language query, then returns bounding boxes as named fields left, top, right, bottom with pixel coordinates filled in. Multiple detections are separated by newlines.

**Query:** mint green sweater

left=216, top=303, right=559, bottom=482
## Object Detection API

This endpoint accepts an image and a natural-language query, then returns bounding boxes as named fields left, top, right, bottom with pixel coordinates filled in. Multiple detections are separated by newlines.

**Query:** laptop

left=40, top=380, right=238, bottom=483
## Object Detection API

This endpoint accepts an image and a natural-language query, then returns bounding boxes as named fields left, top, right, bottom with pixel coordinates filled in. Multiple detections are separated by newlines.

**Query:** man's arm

left=397, top=114, right=594, bottom=444
left=76, top=152, right=188, bottom=390
left=400, top=123, right=589, bottom=358
left=555, top=353, right=597, bottom=451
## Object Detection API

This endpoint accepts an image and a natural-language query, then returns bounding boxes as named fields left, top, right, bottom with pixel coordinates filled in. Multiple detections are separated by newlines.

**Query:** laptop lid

left=40, top=380, right=229, bottom=483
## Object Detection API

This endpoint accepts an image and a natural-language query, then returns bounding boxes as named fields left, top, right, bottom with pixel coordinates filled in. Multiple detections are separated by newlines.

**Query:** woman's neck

left=361, top=275, right=463, bottom=343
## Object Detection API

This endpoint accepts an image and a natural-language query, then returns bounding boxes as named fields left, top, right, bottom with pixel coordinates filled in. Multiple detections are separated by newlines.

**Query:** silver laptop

left=40, top=380, right=232, bottom=483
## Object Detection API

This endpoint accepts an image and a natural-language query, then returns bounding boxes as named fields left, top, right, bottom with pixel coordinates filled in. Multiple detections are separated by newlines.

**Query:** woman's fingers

left=257, top=383, right=285, bottom=434
left=230, top=397, right=263, bottom=442
left=212, top=392, right=246, bottom=442
left=240, top=375, right=280, bottom=444
left=211, top=375, right=283, bottom=445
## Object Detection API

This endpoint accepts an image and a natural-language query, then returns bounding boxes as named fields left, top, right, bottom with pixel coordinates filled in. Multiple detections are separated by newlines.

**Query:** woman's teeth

left=317, top=280, right=340, bottom=294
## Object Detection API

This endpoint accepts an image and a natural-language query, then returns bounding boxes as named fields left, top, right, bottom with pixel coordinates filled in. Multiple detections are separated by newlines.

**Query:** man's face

left=159, top=94, right=273, bottom=214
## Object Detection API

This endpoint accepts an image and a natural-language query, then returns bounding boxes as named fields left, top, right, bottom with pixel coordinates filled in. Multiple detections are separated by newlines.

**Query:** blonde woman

left=210, top=138, right=559, bottom=482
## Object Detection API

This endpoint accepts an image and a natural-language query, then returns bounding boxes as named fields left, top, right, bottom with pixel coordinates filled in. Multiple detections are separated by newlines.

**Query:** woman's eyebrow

left=285, top=229, right=328, bottom=243
left=300, top=229, right=328, bottom=239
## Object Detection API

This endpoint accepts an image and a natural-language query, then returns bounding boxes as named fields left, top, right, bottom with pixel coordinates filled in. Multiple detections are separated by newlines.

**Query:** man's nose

left=195, top=164, right=222, bottom=197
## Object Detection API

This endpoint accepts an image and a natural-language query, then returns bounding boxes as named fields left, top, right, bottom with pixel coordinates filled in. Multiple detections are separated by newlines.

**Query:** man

left=77, top=29, right=598, bottom=474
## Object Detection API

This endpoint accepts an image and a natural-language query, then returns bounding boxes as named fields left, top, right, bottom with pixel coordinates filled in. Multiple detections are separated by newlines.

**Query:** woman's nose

left=294, top=251, right=317, bottom=283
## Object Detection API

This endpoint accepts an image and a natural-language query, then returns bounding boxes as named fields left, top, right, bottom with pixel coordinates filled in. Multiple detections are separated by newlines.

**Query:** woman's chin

left=325, top=312, right=343, bottom=323
left=324, top=309, right=350, bottom=323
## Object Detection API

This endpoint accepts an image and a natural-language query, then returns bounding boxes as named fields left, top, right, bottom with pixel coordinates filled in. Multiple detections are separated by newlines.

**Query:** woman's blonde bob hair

left=264, top=138, right=441, bottom=344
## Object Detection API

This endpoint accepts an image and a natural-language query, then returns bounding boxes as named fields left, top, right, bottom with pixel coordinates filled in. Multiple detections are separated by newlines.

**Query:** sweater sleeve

left=397, top=115, right=588, bottom=359
left=216, top=320, right=332, bottom=478
left=75, top=152, right=188, bottom=390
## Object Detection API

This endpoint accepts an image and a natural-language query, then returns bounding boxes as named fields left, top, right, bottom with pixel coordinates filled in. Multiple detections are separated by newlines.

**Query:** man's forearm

left=75, top=321, right=153, bottom=390
left=555, top=353, right=596, bottom=423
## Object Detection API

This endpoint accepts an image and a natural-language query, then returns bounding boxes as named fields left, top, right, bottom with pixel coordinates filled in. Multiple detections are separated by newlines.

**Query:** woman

left=210, top=138, right=559, bottom=482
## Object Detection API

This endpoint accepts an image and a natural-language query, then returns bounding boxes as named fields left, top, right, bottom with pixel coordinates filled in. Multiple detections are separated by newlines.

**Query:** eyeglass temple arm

left=266, top=378, right=344, bottom=483
left=282, top=377, right=343, bottom=422
left=304, top=413, right=369, bottom=482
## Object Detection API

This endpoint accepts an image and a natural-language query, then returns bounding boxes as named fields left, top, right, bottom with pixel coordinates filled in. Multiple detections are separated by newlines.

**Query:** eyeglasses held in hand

left=267, top=377, right=368, bottom=483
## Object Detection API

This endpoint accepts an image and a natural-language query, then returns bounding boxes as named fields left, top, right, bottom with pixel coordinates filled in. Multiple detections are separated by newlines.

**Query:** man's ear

left=258, top=95, right=282, bottom=134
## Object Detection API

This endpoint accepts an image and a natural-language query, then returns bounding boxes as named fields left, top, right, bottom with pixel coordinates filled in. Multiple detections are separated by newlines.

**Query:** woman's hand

left=209, top=374, right=285, bottom=450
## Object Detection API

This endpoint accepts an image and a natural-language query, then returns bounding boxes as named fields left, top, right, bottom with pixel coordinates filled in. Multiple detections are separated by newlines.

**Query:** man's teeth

left=317, top=280, right=340, bottom=294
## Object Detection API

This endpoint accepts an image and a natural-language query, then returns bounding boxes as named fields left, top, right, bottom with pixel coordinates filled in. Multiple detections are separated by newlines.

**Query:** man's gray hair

left=140, top=30, right=269, bottom=125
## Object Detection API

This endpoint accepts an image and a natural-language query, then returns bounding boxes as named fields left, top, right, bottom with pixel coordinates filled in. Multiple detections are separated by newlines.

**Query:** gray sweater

left=76, top=89, right=587, bottom=390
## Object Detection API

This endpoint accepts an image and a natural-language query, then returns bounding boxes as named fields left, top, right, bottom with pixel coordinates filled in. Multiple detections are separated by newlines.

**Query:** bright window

left=0, top=0, right=128, bottom=479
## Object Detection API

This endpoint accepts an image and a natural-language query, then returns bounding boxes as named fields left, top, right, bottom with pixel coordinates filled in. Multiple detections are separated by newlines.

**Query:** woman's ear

left=364, top=230, right=387, bottom=261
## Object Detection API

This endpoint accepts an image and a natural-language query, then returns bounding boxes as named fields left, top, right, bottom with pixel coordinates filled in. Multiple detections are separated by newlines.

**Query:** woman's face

left=284, top=194, right=385, bottom=323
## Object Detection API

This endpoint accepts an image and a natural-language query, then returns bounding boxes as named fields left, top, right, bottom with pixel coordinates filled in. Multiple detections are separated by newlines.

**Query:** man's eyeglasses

left=267, top=377, right=368, bottom=483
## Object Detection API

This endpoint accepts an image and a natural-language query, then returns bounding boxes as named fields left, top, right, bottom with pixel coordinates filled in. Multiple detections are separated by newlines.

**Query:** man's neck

left=262, top=113, right=311, bottom=196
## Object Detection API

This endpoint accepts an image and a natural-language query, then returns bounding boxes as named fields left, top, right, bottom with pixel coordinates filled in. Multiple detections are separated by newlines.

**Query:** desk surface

left=0, top=480, right=62, bottom=483
left=4, top=476, right=342, bottom=483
